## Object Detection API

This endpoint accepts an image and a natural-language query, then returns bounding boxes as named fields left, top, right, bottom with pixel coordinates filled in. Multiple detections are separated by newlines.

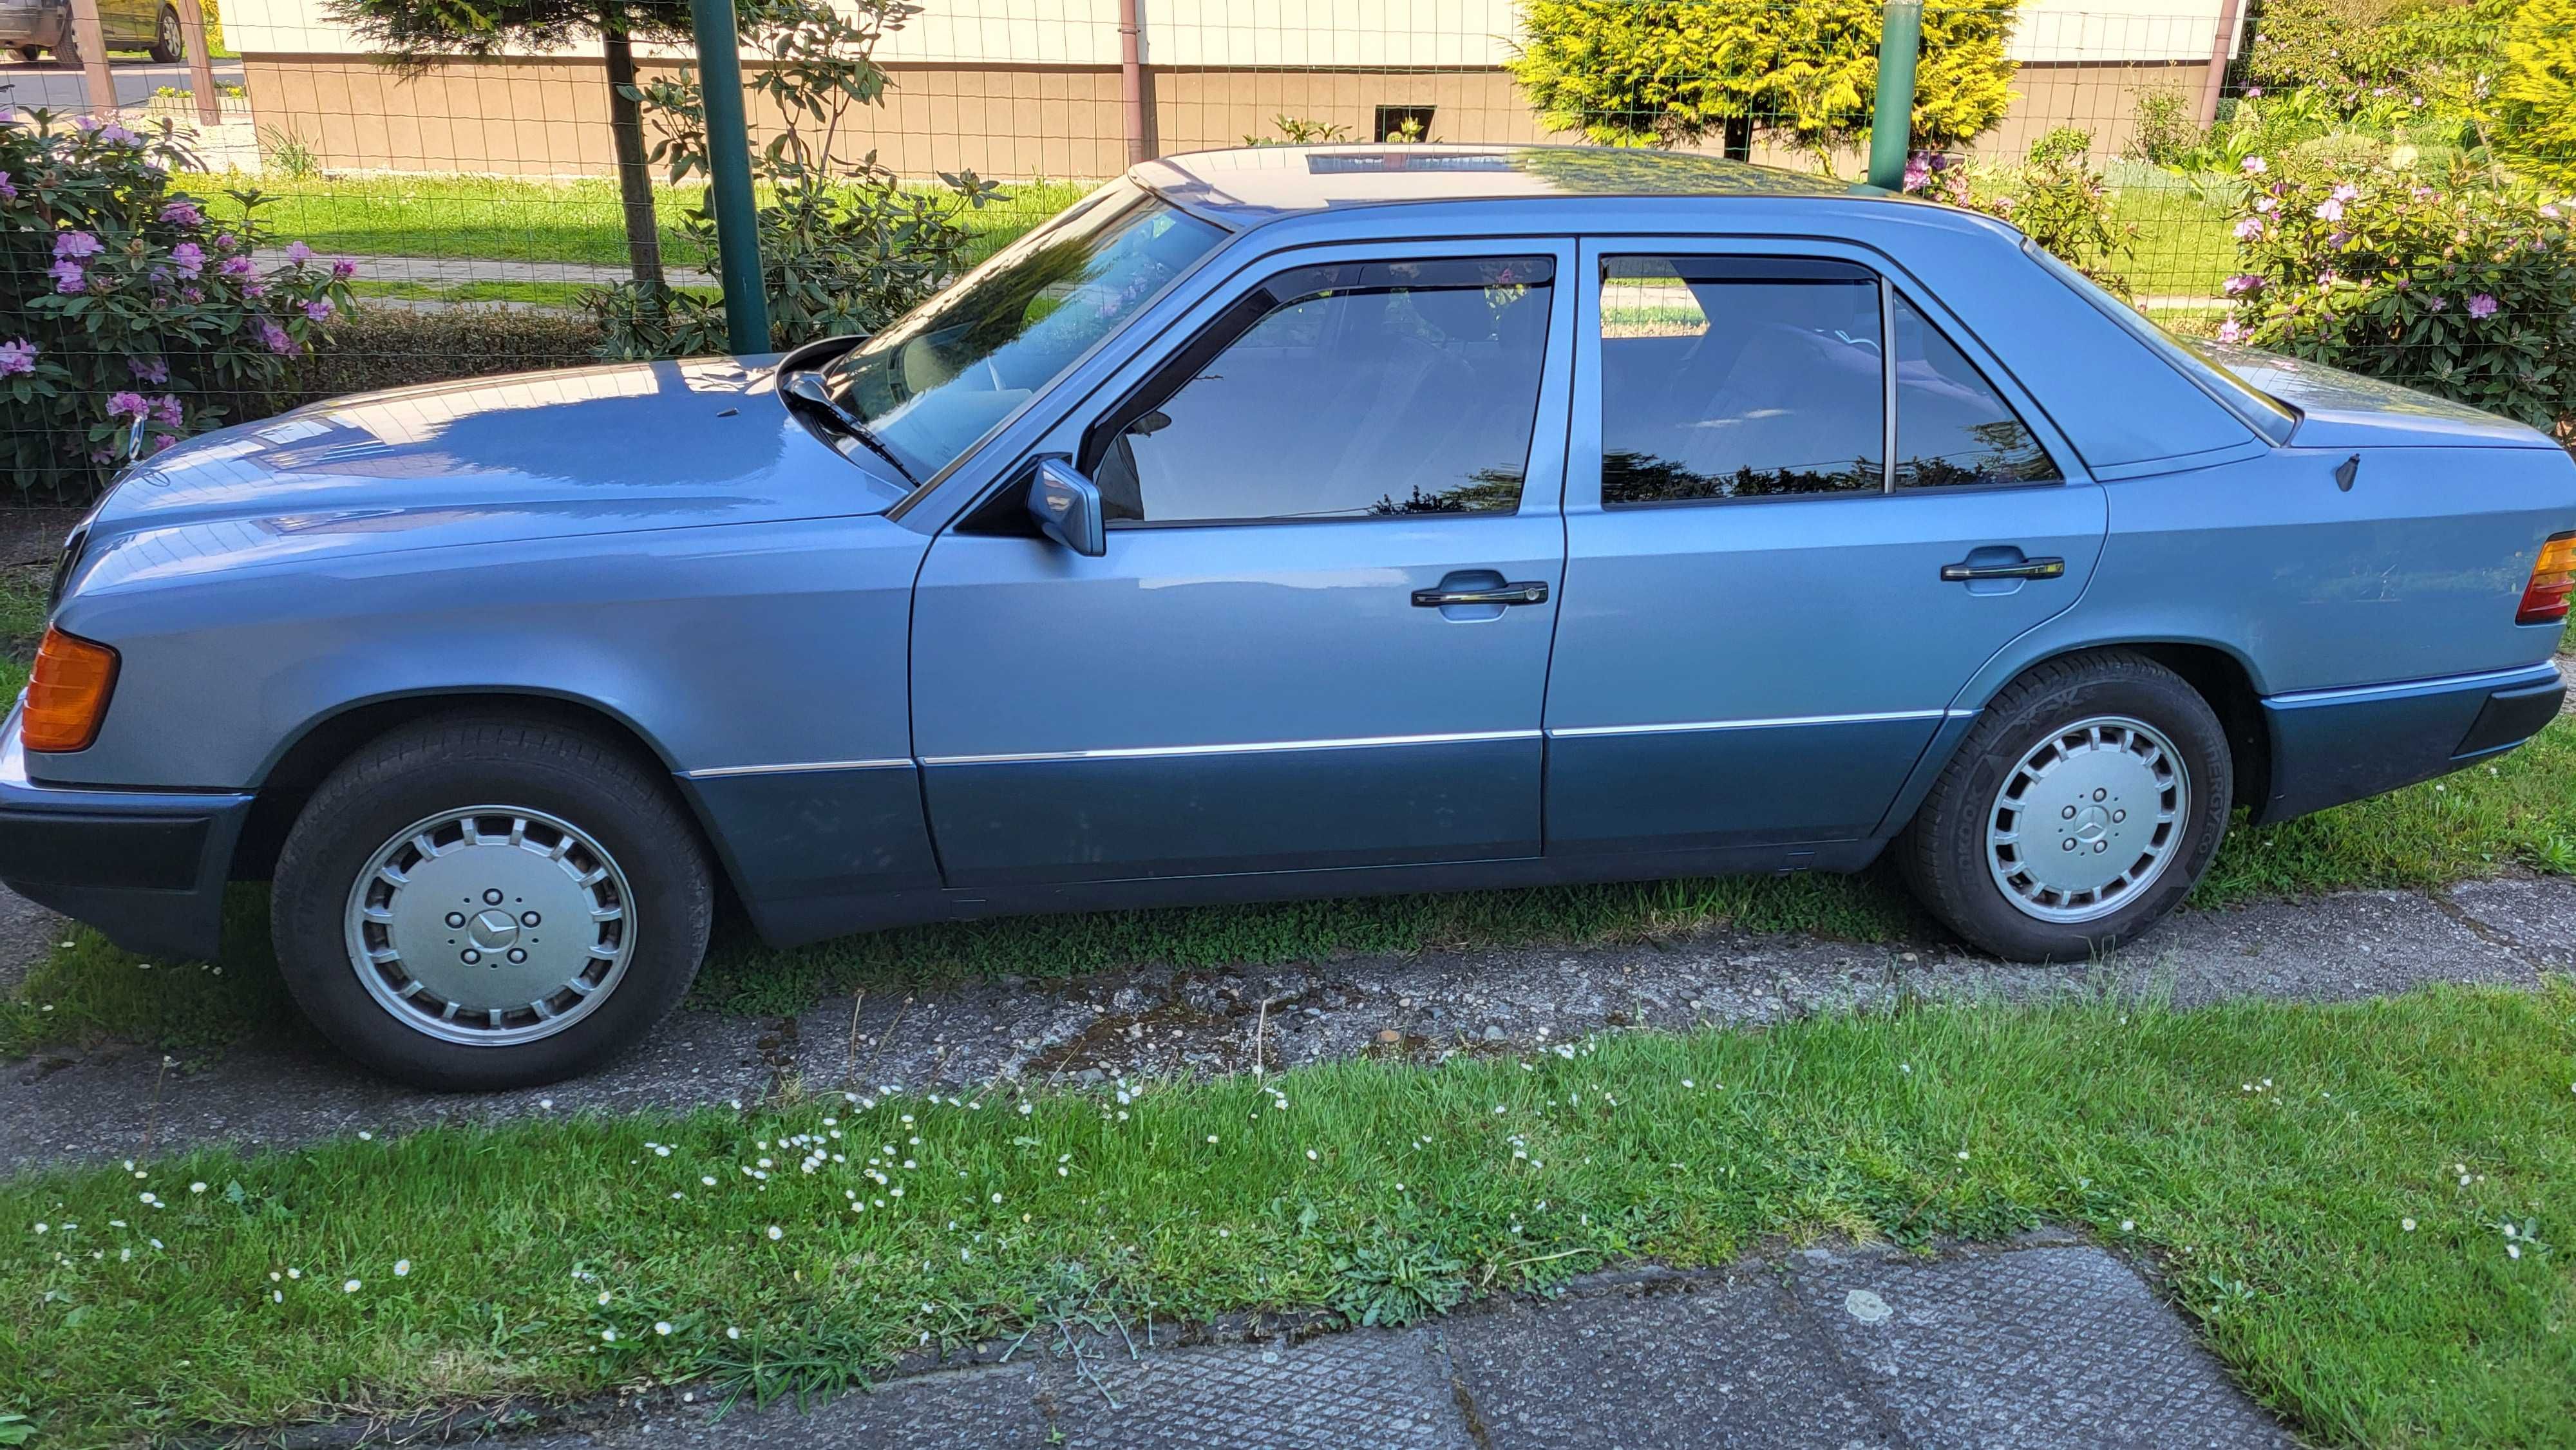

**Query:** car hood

left=2201, top=344, right=2561, bottom=450
left=68, top=355, right=907, bottom=595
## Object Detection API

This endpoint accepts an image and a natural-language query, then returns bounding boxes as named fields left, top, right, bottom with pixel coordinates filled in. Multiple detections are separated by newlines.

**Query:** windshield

left=2021, top=240, right=2298, bottom=446
left=821, top=182, right=1225, bottom=481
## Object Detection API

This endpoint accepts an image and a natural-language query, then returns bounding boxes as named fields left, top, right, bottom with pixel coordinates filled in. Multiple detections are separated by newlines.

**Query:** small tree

left=321, top=0, right=701, bottom=293
left=2494, top=0, right=2576, bottom=187
left=1504, top=0, right=2020, bottom=167
left=585, top=0, right=994, bottom=357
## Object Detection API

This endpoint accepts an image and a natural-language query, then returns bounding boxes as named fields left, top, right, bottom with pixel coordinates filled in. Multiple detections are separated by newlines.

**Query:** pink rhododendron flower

left=217, top=254, right=254, bottom=278
left=2467, top=294, right=2499, bottom=318
left=2223, top=272, right=2264, bottom=296
left=285, top=241, right=314, bottom=263
left=256, top=319, right=293, bottom=354
left=2240, top=156, right=2267, bottom=175
left=170, top=241, right=204, bottom=276
left=2331, top=184, right=2360, bottom=203
left=303, top=298, right=334, bottom=321
left=330, top=259, right=358, bottom=280
left=2217, top=319, right=2246, bottom=343
left=0, top=171, right=17, bottom=201
left=48, top=259, right=85, bottom=293
left=2244, top=86, right=2262, bottom=98
left=148, top=433, right=178, bottom=455
left=0, top=339, right=35, bottom=377
left=2315, top=197, right=2345, bottom=222
left=53, top=230, right=100, bottom=259
left=107, top=390, right=149, bottom=419
left=128, top=355, right=168, bottom=383
left=2425, top=295, right=2448, bottom=312
left=2233, top=217, right=2264, bottom=240
left=148, top=394, right=184, bottom=429
left=158, top=200, right=204, bottom=227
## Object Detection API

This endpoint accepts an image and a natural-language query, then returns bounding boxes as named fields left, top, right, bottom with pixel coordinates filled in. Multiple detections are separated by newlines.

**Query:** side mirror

left=1026, top=457, right=1107, bottom=558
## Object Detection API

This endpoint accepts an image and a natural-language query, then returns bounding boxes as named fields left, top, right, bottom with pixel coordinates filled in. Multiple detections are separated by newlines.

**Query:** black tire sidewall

left=1911, top=665, right=2232, bottom=961
left=272, top=730, right=710, bottom=1090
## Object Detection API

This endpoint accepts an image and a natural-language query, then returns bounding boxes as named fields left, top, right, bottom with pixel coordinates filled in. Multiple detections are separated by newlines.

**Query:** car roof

left=1130, top=144, right=1882, bottom=227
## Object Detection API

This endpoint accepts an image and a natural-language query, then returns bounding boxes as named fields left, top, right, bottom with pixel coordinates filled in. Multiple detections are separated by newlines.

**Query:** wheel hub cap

left=343, top=806, right=635, bottom=1046
left=1985, top=716, right=2189, bottom=925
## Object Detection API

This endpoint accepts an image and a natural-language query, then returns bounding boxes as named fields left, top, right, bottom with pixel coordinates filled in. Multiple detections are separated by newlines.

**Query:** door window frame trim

left=1572, top=236, right=2087, bottom=515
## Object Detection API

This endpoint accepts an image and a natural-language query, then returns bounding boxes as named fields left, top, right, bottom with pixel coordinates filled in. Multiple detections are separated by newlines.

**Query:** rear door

left=911, top=240, right=1576, bottom=887
left=1544, top=238, right=2107, bottom=858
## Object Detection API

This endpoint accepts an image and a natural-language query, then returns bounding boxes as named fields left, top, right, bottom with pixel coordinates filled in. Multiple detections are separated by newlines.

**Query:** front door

left=911, top=241, right=1576, bottom=887
left=1544, top=240, right=2108, bottom=857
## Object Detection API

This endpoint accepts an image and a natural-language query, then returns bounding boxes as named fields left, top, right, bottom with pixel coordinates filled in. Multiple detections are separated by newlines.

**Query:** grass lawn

left=202, top=174, right=1092, bottom=273
left=3, top=984, right=2571, bottom=1445
left=2110, top=175, right=2240, bottom=299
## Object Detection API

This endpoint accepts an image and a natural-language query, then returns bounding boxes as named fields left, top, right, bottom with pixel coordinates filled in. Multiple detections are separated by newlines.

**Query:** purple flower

left=2233, top=216, right=2265, bottom=241
left=0, top=171, right=16, bottom=202
left=2467, top=294, right=2499, bottom=319
left=180, top=286, right=202, bottom=304
left=1902, top=153, right=1931, bottom=193
left=95, top=122, right=138, bottom=147
left=256, top=319, right=293, bottom=355
left=158, top=200, right=204, bottom=227
left=48, top=259, right=85, bottom=294
left=148, top=393, right=184, bottom=429
left=303, top=297, right=334, bottom=322
left=242, top=279, right=266, bottom=298
left=2254, top=196, right=2278, bottom=214
left=2244, top=86, right=2263, bottom=98
left=285, top=241, right=314, bottom=264
left=2315, top=197, right=2345, bottom=223
left=2331, top=184, right=2360, bottom=203
left=148, top=433, right=177, bottom=455
left=217, top=255, right=255, bottom=279
left=106, top=390, right=148, bottom=419
left=171, top=241, right=204, bottom=277
left=0, top=339, right=35, bottom=377
left=2425, top=295, right=2447, bottom=312
left=2326, top=230, right=2351, bottom=250
left=212, top=232, right=238, bottom=252
left=330, top=259, right=358, bottom=281
left=52, top=230, right=101, bottom=260
left=2217, top=319, right=2246, bottom=343
left=2223, top=272, right=2265, bottom=296
left=128, top=355, right=168, bottom=383
left=2544, top=204, right=2563, bottom=220
left=2241, top=155, right=2268, bottom=175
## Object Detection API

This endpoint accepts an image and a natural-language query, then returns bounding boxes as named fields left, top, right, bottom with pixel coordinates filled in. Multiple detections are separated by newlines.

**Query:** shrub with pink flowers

left=2, top=109, right=355, bottom=498
left=2217, top=158, right=2576, bottom=440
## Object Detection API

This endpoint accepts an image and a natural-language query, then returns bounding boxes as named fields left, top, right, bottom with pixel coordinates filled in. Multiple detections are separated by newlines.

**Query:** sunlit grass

left=4, top=984, right=2571, bottom=1445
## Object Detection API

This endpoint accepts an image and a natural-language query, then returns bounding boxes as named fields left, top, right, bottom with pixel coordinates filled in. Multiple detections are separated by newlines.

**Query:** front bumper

left=2252, top=661, right=2566, bottom=824
left=0, top=708, right=252, bottom=960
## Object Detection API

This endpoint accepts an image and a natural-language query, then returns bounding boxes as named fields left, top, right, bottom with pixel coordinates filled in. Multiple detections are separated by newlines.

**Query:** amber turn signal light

left=2517, top=531, right=2576, bottom=626
left=21, top=626, right=119, bottom=753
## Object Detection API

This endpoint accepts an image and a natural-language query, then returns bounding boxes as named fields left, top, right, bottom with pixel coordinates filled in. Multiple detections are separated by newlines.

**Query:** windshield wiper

left=781, top=369, right=919, bottom=487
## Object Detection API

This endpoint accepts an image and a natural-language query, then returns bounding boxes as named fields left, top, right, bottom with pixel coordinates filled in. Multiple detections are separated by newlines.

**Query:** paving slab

left=1786, top=1246, right=2295, bottom=1449
left=1438, top=1268, right=1899, bottom=1447
left=7, top=878, right=2572, bottom=1174
left=460, top=1245, right=2289, bottom=1450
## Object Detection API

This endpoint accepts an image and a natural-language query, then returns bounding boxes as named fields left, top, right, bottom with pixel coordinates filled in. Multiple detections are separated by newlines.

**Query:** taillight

left=2519, top=531, right=2576, bottom=625
left=21, top=627, right=119, bottom=753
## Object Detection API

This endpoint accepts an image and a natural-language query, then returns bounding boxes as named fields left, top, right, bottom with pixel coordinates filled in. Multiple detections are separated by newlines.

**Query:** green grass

left=202, top=174, right=1091, bottom=272
left=2110, top=174, right=2240, bottom=298
left=10, top=708, right=2571, bottom=1060
left=3, top=984, right=2571, bottom=1445
left=0, top=570, right=47, bottom=703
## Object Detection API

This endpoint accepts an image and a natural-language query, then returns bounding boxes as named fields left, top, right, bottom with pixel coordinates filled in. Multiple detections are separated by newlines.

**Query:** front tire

left=272, top=716, right=713, bottom=1089
left=1899, top=651, right=2233, bottom=961
left=148, top=6, right=180, bottom=63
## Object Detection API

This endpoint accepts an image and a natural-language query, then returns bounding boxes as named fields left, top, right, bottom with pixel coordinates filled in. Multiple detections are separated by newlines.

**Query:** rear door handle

left=1412, top=581, right=1549, bottom=607
left=1940, top=556, right=2065, bottom=583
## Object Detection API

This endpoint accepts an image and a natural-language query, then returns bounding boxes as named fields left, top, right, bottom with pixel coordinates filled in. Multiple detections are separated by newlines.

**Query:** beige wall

left=240, top=54, right=2211, bottom=180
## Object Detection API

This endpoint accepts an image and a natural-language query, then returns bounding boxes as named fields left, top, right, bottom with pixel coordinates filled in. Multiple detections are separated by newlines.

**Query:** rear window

left=2022, top=241, right=2297, bottom=447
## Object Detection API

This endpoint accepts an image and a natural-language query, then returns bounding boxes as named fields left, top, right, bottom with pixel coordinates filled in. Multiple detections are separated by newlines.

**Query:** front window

left=822, top=182, right=1224, bottom=481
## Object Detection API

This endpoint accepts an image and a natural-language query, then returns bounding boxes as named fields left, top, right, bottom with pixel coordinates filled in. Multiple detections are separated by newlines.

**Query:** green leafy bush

left=1506, top=0, right=2021, bottom=166
left=1, top=111, right=351, bottom=500
left=2493, top=0, right=2576, bottom=189
left=2217, top=155, right=2576, bottom=438
left=586, top=0, right=994, bottom=358
left=2244, top=0, right=2511, bottom=120
left=2125, top=84, right=2202, bottom=166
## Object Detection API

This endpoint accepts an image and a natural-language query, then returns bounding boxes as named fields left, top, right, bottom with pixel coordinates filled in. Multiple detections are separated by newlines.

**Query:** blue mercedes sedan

left=5, top=146, right=2570, bottom=1087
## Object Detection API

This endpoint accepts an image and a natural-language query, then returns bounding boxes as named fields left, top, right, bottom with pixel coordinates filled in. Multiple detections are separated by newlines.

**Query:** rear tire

left=1899, top=651, right=2232, bottom=961
left=148, top=6, right=180, bottom=63
left=271, top=716, right=713, bottom=1090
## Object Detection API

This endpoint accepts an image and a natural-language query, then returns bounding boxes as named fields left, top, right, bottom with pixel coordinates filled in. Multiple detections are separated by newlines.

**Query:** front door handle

left=1412, top=581, right=1549, bottom=607
left=1940, top=556, right=2065, bottom=583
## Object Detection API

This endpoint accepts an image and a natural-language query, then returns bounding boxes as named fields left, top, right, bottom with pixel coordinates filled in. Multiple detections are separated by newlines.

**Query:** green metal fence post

left=1866, top=0, right=1924, bottom=191
left=689, top=0, right=770, bottom=355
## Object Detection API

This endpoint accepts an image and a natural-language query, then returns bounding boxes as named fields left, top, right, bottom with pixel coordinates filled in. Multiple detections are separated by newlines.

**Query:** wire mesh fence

left=4, top=0, right=2570, bottom=499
